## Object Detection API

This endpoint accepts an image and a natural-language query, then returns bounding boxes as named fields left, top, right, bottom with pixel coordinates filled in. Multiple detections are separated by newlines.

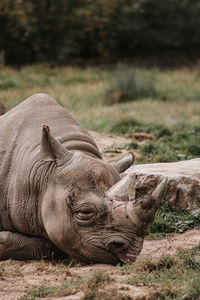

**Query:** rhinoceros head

left=40, top=125, right=167, bottom=264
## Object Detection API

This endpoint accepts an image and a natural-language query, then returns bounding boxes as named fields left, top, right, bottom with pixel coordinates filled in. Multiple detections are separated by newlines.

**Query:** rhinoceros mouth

left=110, top=237, right=144, bottom=264
left=108, top=248, right=138, bottom=265
left=116, top=251, right=139, bottom=264
left=107, top=249, right=140, bottom=265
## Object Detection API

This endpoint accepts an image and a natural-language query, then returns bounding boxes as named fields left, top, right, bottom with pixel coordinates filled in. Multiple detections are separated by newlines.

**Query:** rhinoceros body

left=0, top=94, right=167, bottom=264
left=0, top=94, right=103, bottom=236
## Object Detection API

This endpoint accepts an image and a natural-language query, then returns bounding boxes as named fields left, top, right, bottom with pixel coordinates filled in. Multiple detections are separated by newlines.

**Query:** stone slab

left=125, top=158, right=200, bottom=211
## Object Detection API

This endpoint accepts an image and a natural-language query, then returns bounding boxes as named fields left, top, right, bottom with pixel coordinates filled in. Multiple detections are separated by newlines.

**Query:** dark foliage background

left=1, top=0, right=200, bottom=65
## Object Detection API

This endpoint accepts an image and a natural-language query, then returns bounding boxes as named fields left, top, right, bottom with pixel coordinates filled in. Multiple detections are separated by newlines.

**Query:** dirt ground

left=0, top=132, right=199, bottom=300
left=89, top=130, right=133, bottom=163
left=1, top=228, right=199, bottom=300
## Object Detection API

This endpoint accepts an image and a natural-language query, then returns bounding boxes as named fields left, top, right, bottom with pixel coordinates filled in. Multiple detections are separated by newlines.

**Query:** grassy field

left=1, top=64, right=200, bottom=165
left=1, top=65, right=200, bottom=132
left=0, top=65, right=200, bottom=299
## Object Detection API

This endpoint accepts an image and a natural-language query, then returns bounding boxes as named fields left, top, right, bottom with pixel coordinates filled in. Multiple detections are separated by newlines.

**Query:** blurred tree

left=0, top=0, right=33, bottom=64
left=74, top=0, right=120, bottom=60
left=23, top=0, right=83, bottom=62
left=1, top=0, right=200, bottom=64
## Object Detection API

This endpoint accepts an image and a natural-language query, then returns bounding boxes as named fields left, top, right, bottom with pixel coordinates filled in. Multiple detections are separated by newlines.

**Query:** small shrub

left=154, top=125, right=172, bottom=139
left=186, top=143, right=200, bottom=156
left=82, top=288, right=128, bottom=300
left=85, top=271, right=112, bottom=289
left=111, top=118, right=142, bottom=136
left=122, top=142, right=139, bottom=150
left=0, top=79, right=18, bottom=89
left=105, top=68, right=158, bottom=105
left=0, top=263, right=5, bottom=277
left=180, top=278, right=200, bottom=300
left=178, top=244, right=200, bottom=271
left=137, top=254, right=175, bottom=273
left=82, top=271, right=114, bottom=300
left=150, top=218, right=175, bottom=234
left=117, top=263, right=133, bottom=275
left=19, top=286, right=55, bottom=300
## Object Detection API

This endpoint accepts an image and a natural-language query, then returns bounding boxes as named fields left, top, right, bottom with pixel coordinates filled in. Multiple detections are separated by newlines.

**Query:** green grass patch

left=19, top=271, right=116, bottom=300
left=85, top=270, right=113, bottom=287
left=82, top=289, right=127, bottom=300
left=19, top=278, right=81, bottom=300
left=110, top=118, right=143, bottom=136
left=101, top=142, right=139, bottom=155
left=119, top=245, right=200, bottom=300
left=0, top=65, right=101, bottom=91
left=110, top=121, right=200, bottom=164
left=82, top=271, right=114, bottom=300
left=82, top=270, right=130, bottom=300
left=19, top=286, right=55, bottom=300
left=148, top=202, right=200, bottom=239
left=138, top=124, right=200, bottom=163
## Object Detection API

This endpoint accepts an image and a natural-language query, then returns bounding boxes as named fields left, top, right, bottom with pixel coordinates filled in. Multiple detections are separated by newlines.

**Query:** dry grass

left=1, top=65, right=200, bottom=134
left=2, top=64, right=200, bottom=166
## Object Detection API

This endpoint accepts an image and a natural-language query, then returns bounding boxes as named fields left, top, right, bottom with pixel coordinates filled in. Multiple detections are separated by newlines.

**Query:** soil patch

left=1, top=229, right=199, bottom=300
left=89, top=130, right=132, bottom=163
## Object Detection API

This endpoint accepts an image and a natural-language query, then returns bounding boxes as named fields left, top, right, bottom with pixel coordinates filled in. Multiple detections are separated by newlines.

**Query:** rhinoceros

left=0, top=93, right=167, bottom=264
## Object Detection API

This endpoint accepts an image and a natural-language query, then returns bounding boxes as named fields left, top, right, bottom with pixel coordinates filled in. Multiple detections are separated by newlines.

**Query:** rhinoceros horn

left=106, top=174, right=136, bottom=202
left=112, top=152, right=135, bottom=173
left=107, top=175, right=168, bottom=235
left=41, top=125, right=73, bottom=163
left=134, top=178, right=168, bottom=235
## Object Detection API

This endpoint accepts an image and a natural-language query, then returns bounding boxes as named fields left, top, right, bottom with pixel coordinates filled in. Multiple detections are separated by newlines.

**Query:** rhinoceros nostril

left=108, top=241, right=128, bottom=254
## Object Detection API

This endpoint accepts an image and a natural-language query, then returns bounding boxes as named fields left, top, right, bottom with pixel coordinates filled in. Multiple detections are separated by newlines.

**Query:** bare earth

left=0, top=132, right=199, bottom=300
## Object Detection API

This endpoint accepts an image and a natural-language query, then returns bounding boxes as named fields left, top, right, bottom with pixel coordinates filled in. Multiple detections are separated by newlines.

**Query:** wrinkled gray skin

left=0, top=94, right=167, bottom=264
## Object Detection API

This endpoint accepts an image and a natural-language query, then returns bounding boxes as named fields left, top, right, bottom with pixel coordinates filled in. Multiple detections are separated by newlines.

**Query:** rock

left=0, top=98, right=5, bottom=115
left=125, top=158, right=200, bottom=211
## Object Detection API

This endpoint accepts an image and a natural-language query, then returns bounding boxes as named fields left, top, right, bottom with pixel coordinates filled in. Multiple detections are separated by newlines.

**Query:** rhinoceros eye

left=76, top=209, right=95, bottom=220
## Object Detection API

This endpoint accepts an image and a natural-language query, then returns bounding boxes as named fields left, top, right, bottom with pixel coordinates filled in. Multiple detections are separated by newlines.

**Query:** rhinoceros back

left=0, top=93, right=101, bottom=233
left=0, top=93, right=101, bottom=160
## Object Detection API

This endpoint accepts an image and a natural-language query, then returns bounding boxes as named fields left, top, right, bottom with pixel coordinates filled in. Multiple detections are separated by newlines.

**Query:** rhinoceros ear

left=41, top=125, right=72, bottom=162
left=112, top=152, right=135, bottom=173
